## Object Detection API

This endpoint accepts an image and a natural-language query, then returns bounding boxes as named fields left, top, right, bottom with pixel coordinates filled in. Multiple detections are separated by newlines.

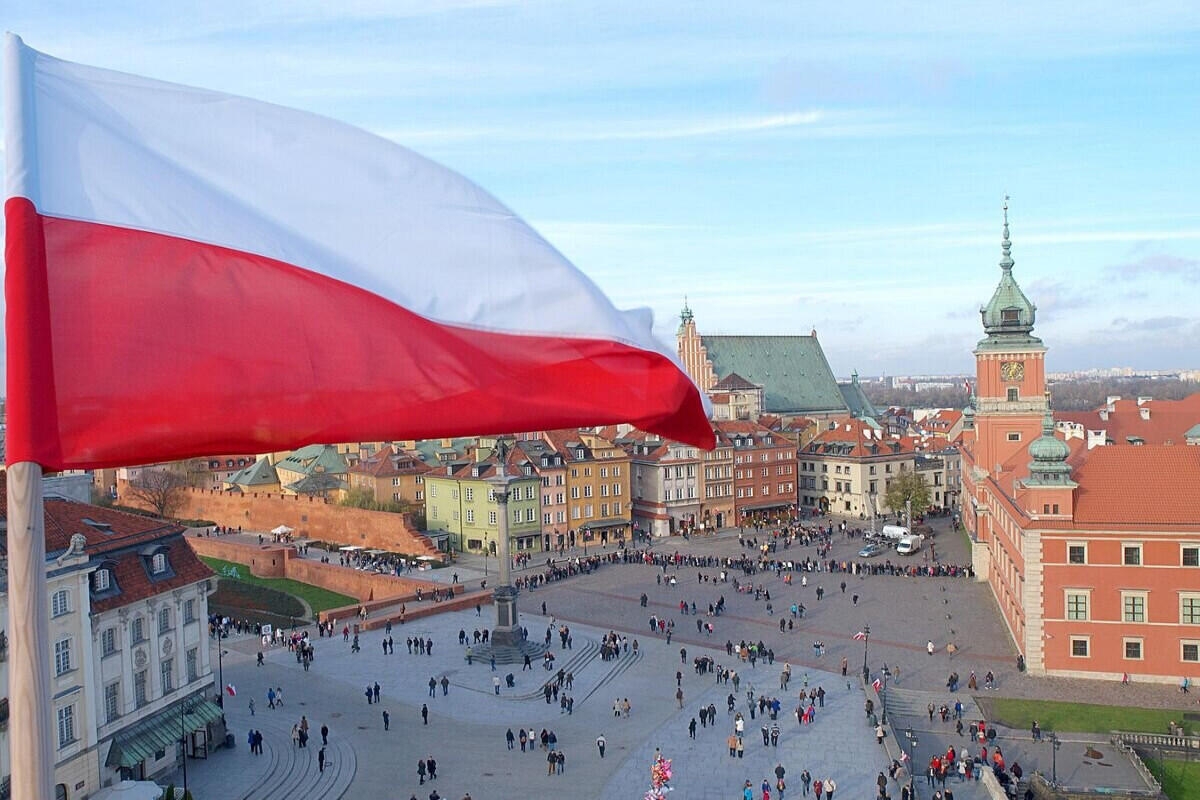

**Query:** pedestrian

left=383, top=710, right=390, bottom=730
left=676, top=687, right=684, bottom=708
left=840, top=657, right=848, bottom=677
left=421, top=704, right=429, bottom=725
left=825, top=778, right=836, bottom=800
left=494, top=675, right=502, bottom=695
left=927, top=640, right=935, bottom=656
left=441, top=676, right=450, bottom=696
left=506, top=728, right=515, bottom=750
left=418, top=759, right=427, bottom=784
left=596, top=734, right=606, bottom=758
left=689, top=718, right=697, bottom=739
left=249, top=698, right=255, bottom=716
left=321, top=723, right=329, bottom=746
left=318, top=746, right=326, bottom=772
left=429, top=677, right=437, bottom=697
left=814, top=778, right=824, bottom=800
left=427, top=756, right=437, bottom=780
left=519, top=729, right=528, bottom=752
left=800, top=770, right=811, bottom=797
left=547, top=750, right=556, bottom=775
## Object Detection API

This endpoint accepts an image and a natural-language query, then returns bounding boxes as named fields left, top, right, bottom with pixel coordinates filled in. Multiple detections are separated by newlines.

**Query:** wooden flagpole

left=8, top=462, right=55, bottom=800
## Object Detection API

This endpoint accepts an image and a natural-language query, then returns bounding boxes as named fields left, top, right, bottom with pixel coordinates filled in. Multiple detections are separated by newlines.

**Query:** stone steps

left=880, top=686, right=983, bottom=725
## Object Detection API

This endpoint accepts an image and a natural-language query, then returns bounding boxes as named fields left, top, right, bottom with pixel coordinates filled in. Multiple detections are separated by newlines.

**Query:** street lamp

left=904, top=726, right=918, bottom=800
left=861, top=624, right=871, bottom=683
left=881, top=664, right=891, bottom=725
left=214, top=630, right=227, bottom=708
left=1048, top=731, right=1061, bottom=785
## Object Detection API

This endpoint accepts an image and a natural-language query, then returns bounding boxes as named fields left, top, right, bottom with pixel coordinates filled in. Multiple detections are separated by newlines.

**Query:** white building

left=0, top=489, right=220, bottom=799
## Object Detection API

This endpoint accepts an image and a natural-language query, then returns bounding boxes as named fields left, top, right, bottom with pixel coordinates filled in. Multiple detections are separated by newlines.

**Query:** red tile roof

left=1071, top=445, right=1200, bottom=526
left=348, top=445, right=432, bottom=478
left=1057, top=394, right=1200, bottom=446
left=0, top=478, right=212, bottom=611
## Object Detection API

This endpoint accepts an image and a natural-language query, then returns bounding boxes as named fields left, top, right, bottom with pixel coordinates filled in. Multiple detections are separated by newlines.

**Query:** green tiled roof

left=701, top=335, right=848, bottom=414
left=839, top=373, right=878, bottom=419
left=227, top=457, right=277, bottom=486
left=277, top=444, right=348, bottom=476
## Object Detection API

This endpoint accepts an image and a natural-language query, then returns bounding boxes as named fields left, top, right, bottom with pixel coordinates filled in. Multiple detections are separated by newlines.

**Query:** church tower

left=971, top=201, right=1049, bottom=478
left=676, top=298, right=718, bottom=392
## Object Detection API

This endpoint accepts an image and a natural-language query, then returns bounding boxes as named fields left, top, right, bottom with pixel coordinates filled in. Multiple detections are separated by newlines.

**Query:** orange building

left=961, top=206, right=1200, bottom=682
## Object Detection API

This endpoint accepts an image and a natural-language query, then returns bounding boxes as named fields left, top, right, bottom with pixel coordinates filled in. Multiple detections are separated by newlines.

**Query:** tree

left=883, top=467, right=931, bottom=519
left=124, top=468, right=191, bottom=518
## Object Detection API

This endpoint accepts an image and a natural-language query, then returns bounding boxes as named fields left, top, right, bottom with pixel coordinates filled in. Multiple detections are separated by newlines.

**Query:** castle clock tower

left=972, top=201, right=1048, bottom=478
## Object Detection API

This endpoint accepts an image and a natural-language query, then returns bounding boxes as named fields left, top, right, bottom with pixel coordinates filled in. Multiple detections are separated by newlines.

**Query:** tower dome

left=978, top=199, right=1042, bottom=350
left=1026, top=407, right=1074, bottom=486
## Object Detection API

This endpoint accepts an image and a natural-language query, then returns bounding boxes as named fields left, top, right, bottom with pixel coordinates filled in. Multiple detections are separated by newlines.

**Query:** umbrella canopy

left=271, top=525, right=294, bottom=535
left=91, top=781, right=163, bottom=800
left=339, top=545, right=362, bottom=551
left=416, top=555, right=439, bottom=561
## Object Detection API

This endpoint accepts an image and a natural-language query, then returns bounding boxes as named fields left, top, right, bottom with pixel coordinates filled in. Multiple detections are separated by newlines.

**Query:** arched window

left=51, top=590, right=70, bottom=617
left=56, top=783, right=68, bottom=800
left=151, top=553, right=168, bottom=574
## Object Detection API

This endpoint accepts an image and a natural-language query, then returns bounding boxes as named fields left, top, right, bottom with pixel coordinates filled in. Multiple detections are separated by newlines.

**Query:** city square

left=172, top=514, right=1170, bottom=799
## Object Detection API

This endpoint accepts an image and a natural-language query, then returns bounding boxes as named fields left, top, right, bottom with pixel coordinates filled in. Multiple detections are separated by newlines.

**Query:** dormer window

left=151, top=553, right=168, bottom=574
left=93, top=569, right=111, bottom=592
left=576, top=449, right=585, bottom=459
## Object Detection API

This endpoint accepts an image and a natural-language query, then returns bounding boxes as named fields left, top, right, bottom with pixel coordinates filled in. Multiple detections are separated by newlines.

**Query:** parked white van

left=881, top=524, right=911, bottom=541
left=896, top=535, right=923, bottom=556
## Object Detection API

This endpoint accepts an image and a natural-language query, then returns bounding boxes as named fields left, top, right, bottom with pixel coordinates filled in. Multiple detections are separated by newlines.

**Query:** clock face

left=1001, top=361, right=1025, bottom=382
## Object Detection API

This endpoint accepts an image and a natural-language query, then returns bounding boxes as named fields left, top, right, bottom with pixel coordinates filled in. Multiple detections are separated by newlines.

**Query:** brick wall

left=187, top=535, right=437, bottom=602
left=121, top=482, right=440, bottom=556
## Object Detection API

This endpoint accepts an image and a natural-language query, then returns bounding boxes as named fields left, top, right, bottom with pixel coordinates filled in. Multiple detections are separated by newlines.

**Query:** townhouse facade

left=713, top=420, right=797, bottom=524
left=0, top=490, right=218, bottom=799
left=346, top=444, right=430, bottom=509
left=423, top=456, right=542, bottom=555
left=540, top=431, right=633, bottom=546
left=625, top=433, right=704, bottom=538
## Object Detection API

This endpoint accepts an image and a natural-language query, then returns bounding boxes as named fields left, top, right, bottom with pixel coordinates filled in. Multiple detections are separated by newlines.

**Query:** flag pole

left=7, top=461, right=55, bottom=800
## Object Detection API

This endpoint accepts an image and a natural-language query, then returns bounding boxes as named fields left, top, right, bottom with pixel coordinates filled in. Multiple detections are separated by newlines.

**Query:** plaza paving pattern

left=172, top=516, right=1190, bottom=798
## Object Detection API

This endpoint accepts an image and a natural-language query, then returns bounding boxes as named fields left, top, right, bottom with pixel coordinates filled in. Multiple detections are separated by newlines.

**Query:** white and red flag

left=225, top=684, right=237, bottom=697
left=872, top=677, right=882, bottom=693
left=3, top=34, right=713, bottom=470
left=852, top=631, right=868, bottom=641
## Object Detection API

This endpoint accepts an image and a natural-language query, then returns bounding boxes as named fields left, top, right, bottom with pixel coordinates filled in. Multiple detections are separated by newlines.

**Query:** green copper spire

left=678, top=296, right=694, bottom=334
left=1026, top=393, right=1074, bottom=486
left=978, top=197, right=1043, bottom=350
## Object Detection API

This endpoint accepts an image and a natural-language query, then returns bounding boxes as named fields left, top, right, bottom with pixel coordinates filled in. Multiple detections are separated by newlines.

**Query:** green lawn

left=979, top=697, right=1194, bottom=736
left=200, top=556, right=357, bottom=615
left=1145, top=758, right=1200, bottom=800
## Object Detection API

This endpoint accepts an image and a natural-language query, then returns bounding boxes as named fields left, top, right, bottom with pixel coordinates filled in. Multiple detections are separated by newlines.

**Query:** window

left=1183, top=642, right=1199, bottom=663
left=600, top=467, right=608, bottom=478
left=1066, top=592, right=1089, bottom=621
left=1182, top=595, right=1200, bottom=625
left=51, top=590, right=70, bottom=617
left=151, top=553, right=167, bottom=574
left=430, top=507, right=438, bottom=520
left=101, top=628, right=117, bottom=656
left=488, top=511, right=497, bottom=525
left=186, top=647, right=199, bottom=682
left=525, top=508, right=535, bottom=522
left=1006, top=432, right=1021, bottom=442
left=583, top=485, right=593, bottom=498
left=1007, top=388, right=1018, bottom=402
left=1123, top=638, right=1143, bottom=660
left=93, top=569, right=111, bottom=592
left=465, top=509, right=475, bottom=524
left=525, top=486, right=535, bottom=500
left=161, top=658, right=174, bottom=693
left=184, top=599, right=196, bottom=623
left=54, top=639, right=72, bottom=675
left=613, top=501, right=622, bottom=514
left=1070, top=637, right=1090, bottom=658
left=131, top=617, right=145, bottom=643
left=1183, top=546, right=1199, bottom=567
left=464, top=487, right=473, bottom=502
left=543, top=513, right=552, bottom=525
left=134, top=670, right=148, bottom=707
left=584, top=504, right=594, bottom=518
left=869, top=465, right=876, bottom=475
left=570, top=487, right=580, bottom=500
left=430, top=486, right=437, bottom=498
left=104, top=682, right=121, bottom=723
left=1123, top=593, right=1147, bottom=622
left=158, top=607, right=171, bottom=634
left=56, top=705, right=76, bottom=748
left=1066, top=544, right=1086, bottom=564
left=1123, top=545, right=1142, bottom=566
left=613, top=466, right=621, bottom=477
left=613, top=483, right=621, bottom=496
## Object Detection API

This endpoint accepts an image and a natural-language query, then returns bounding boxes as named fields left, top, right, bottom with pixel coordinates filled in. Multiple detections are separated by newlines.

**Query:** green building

left=424, top=459, right=542, bottom=555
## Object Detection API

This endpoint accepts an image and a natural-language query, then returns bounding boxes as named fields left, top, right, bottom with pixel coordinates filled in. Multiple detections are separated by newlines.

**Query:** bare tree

left=124, top=468, right=191, bottom=518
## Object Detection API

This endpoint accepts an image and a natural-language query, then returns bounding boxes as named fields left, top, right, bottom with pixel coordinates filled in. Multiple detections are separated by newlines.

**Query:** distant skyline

left=5, top=2, right=1200, bottom=377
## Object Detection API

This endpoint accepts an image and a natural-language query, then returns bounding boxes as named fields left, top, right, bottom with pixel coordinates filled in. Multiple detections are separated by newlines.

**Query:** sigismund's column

left=487, top=463, right=521, bottom=648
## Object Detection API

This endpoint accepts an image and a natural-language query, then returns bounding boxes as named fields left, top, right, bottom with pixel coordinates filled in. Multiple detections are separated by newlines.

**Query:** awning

left=106, top=699, right=224, bottom=769
left=578, top=518, right=629, bottom=531
left=738, top=500, right=794, bottom=512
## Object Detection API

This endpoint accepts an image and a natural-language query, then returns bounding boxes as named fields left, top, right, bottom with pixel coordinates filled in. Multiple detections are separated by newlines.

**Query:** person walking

left=427, top=756, right=438, bottom=780
left=596, top=734, right=606, bottom=758
left=824, top=778, right=836, bottom=800
left=417, top=759, right=427, bottom=785
left=689, top=718, right=697, bottom=739
left=421, top=703, right=429, bottom=725
left=318, top=746, right=326, bottom=773
left=383, top=709, right=390, bottom=731
left=321, top=723, right=329, bottom=746
left=676, top=687, right=684, bottom=708
left=506, top=729, right=515, bottom=750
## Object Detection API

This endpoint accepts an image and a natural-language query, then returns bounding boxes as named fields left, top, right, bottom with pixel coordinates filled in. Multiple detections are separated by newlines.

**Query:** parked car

left=896, top=535, right=923, bottom=556
left=858, top=542, right=888, bottom=558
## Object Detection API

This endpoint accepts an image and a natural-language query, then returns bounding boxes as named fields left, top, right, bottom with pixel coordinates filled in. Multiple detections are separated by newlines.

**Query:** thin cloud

left=1105, top=253, right=1200, bottom=281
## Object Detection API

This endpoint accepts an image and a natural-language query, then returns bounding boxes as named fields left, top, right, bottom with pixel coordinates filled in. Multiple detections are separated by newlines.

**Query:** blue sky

left=6, top=1, right=1200, bottom=375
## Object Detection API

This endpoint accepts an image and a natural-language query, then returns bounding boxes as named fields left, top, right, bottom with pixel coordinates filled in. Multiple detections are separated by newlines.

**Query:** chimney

left=1105, top=396, right=1119, bottom=411
left=1098, top=410, right=1109, bottom=421
left=1137, top=396, right=1152, bottom=406
left=1139, top=407, right=1150, bottom=421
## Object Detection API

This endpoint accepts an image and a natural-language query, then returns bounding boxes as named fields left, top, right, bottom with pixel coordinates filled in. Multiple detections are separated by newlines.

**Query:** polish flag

left=872, top=678, right=882, bottom=693
left=225, top=684, right=237, bottom=697
left=852, top=631, right=867, bottom=641
left=964, top=379, right=972, bottom=395
left=3, top=35, right=713, bottom=470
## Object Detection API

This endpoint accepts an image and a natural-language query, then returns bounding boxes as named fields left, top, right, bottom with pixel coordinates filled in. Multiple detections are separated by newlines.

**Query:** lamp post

left=1048, top=731, right=1061, bottom=785
left=861, top=624, right=871, bottom=683
left=179, top=698, right=192, bottom=798
left=881, top=664, right=891, bottom=725
left=215, top=629, right=225, bottom=707
left=904, top=726, right=918, bottom=800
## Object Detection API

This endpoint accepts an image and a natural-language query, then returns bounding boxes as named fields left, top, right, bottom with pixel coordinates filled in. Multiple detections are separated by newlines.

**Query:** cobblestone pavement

left=172, top=515, right=1195, bottom=798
